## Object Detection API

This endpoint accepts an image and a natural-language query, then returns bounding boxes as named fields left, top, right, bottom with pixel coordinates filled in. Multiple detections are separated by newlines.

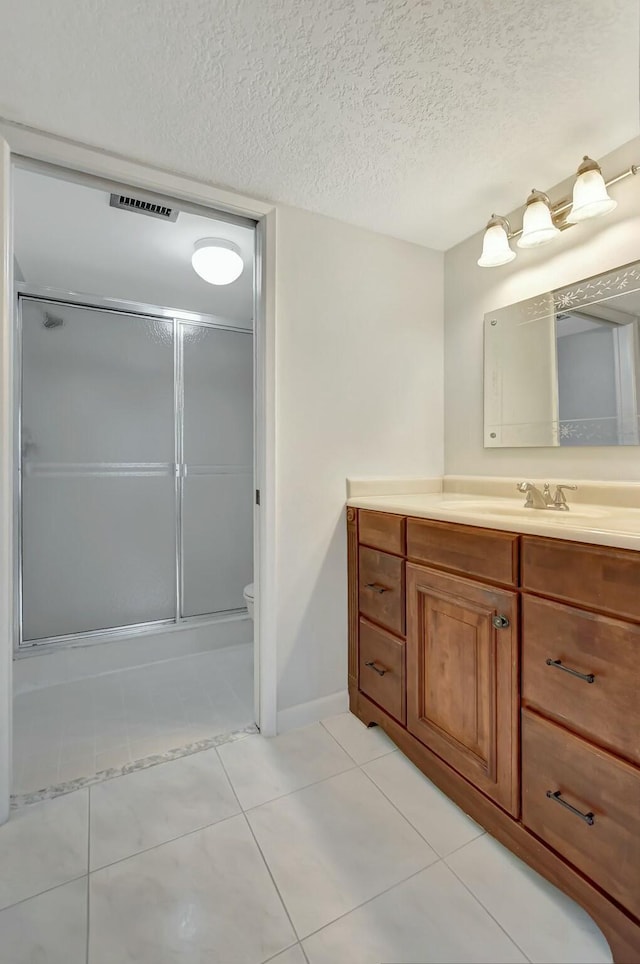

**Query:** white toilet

left=243, top=583, right=254, bottom=620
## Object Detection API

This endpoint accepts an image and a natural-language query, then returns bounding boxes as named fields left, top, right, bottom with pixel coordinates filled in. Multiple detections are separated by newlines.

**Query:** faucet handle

left=553, top=483, right=577, bottom=507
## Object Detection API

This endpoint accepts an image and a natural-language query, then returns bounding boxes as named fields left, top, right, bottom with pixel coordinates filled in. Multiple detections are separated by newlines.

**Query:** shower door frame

left=15, top=287, right=254, bottom=649
left=0, top=121, right=278, bottom=831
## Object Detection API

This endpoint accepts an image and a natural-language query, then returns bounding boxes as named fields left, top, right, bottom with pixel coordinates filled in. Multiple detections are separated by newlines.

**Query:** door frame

left=0, top=121, right=278, bottom=823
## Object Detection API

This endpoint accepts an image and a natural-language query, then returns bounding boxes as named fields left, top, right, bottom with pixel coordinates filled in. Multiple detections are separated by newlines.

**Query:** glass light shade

left=477, top=222, right=516, bottom=267
left=517, top=197, right=560, bottom=248
left=191, top=239, right=244, bottom=285
left=567, top=168, right=617, bottom=223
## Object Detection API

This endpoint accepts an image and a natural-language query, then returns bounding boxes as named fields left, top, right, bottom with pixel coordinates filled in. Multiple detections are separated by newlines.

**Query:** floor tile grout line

left=241, top=808, right=306, bottom=946
left=215, top=747, right=304, bottom=947
left=357, top=754, right=530, bottom=960
left=440, top=826, right=488, bottom=860
left=238, top=760, right=359, bottom=815
left=0, top=871, right=88, bottom=915
left=300, top=940, right=311, bottom=964
left=444, top=857, right=534, bottom=963
left=66, top=737, right=361, bottom=878
left=261, top=940, right=306, bottom=964
left=88, top=808, right=243, bottom=875
left=318, top=718, right=396, bottom=768
left=297, top=861, right=440, bottom=946
left=442, top=814, right=496, bottom=860
left=318, top=718, right=367, bottom=766
left=357, top=761, right=458, bottom=861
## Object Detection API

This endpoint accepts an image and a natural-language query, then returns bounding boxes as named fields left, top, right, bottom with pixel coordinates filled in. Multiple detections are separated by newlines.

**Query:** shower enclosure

left=17, top=293, right=253, bottom=649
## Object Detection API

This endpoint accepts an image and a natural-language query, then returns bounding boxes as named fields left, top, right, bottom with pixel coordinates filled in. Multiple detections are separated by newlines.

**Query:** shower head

left=43, top=312, right=64, bottom=329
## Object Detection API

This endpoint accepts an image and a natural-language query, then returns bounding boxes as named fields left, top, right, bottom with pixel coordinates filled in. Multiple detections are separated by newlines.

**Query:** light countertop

left=346, top=482, right=640, bottom=552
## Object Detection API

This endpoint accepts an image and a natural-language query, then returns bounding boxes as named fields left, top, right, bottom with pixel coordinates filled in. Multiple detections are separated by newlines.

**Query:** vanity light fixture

left=566, top=156, right=617, bottom=222
left=477, top=215, right=516, bottom=267
left=191, top=238, right=244, bottom=285
left=478, top=154, right=638, bottom=267
left=517, top=191, right=560, bottom=248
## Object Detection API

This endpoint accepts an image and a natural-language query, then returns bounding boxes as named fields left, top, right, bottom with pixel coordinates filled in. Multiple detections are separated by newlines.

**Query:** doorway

left=10, top=159, right=262, bottom=798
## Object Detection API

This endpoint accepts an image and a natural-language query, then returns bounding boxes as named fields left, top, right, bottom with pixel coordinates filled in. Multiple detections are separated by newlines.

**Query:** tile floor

left=12, top=643, right=254, bottom=795
left=0, top=712, right=613, bottom=964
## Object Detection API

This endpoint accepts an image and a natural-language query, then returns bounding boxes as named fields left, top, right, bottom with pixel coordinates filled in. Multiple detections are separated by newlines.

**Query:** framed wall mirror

left=484, top=260, right=640, bottom=447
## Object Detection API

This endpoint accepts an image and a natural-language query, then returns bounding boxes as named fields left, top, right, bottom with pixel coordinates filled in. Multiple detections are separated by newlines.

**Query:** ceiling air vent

left=109, top=193, right=178, bottom=222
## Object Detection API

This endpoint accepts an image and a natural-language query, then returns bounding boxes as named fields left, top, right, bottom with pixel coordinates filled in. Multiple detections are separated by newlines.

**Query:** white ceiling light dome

left=191, top=238, right=244, bottom=285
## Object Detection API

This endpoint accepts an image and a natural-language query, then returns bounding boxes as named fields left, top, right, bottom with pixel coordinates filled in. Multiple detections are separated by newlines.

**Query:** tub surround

left=347, top=475, right=640, bottom=551
left=346, top=481, right=640, bottom=962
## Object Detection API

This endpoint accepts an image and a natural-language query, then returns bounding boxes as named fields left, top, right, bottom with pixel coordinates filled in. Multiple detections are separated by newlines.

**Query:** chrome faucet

left=517, top=481, right=578, bottom=510
left=551, top=483, right=577, bottom=510
left=517, top=481, right=550, bottom=509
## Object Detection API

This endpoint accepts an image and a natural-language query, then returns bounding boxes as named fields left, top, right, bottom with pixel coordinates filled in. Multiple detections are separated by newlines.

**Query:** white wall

left=445, top=136, right=640, bottom=480
left=275, top=205, right=444, bottom=719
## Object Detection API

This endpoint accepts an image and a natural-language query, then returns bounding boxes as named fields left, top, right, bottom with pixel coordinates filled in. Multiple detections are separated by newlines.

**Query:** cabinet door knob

left=546, top=790, right=595, bottom=825
left=545, top=659, right=595, bottom=683
left=492, top=614, right=510, bottom=629
left=365, top=660, right=388, bottom=676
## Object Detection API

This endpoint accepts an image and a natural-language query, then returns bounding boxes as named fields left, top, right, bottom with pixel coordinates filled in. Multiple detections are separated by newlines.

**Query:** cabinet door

left=406, top=563, right=519, bottom=815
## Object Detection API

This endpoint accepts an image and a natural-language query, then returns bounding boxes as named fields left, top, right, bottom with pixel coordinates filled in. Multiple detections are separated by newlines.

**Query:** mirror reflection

left=484, top=262, right=640, bottom=447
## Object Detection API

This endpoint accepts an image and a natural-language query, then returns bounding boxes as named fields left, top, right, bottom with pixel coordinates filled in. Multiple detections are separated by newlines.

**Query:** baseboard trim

left=276, top=689, right=349, bottom=733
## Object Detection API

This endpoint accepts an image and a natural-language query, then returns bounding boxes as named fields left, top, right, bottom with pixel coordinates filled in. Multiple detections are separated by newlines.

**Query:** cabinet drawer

left=359, top=546, right=405, bottom=636
left=522, top=595, right=640, bottom=766
left=522, top=536, right=640, bottom=622
left=407, top=519, right=518, bottom=586
left=359, top=618, right=406, bottom=724
left=522, top=710, right=640, bottom=919
left=358, top=510, right=405, bottom=555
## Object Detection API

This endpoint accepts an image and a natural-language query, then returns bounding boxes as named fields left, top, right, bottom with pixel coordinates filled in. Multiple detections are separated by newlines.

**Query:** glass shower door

left=180, top=323, right=253, bottom=617
left=20, top=298, right=177, bottom=642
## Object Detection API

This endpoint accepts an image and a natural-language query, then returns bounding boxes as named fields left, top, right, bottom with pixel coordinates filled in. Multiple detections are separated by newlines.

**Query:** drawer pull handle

left=365, top=583, right=388, bottom=594
left=365, top=660, right=388, bottom=676
left=546, top=790, right=595, bottom=825
left=545, top=659, right=595, bottom=684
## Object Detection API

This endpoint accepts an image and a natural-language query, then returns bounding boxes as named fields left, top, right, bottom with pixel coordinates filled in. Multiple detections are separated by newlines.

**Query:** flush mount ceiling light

left=477, top=215, right=516, bottom=267
left=478, top=154, right=638, bottom=268
left=191, top=238, right=244, bottom=285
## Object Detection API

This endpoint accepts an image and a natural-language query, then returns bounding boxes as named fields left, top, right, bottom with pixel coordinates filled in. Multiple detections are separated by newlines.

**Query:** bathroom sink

left=436, top=499, right=611, bottom=521
left=474, top=504, right=610, bottom=521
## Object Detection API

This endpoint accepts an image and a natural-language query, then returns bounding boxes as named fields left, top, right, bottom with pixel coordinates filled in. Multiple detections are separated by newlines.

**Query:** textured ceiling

left=0, top=0, right=637, bottom=249
left=14, top=168, right=255, bottom=323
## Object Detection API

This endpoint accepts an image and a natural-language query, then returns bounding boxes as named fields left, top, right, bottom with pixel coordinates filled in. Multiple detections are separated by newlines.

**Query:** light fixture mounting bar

left=503, top=161, right=639, bottom=240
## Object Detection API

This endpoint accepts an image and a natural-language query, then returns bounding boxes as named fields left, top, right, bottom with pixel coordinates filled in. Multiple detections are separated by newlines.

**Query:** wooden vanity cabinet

left=346, top=506, right=640, bottom=963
